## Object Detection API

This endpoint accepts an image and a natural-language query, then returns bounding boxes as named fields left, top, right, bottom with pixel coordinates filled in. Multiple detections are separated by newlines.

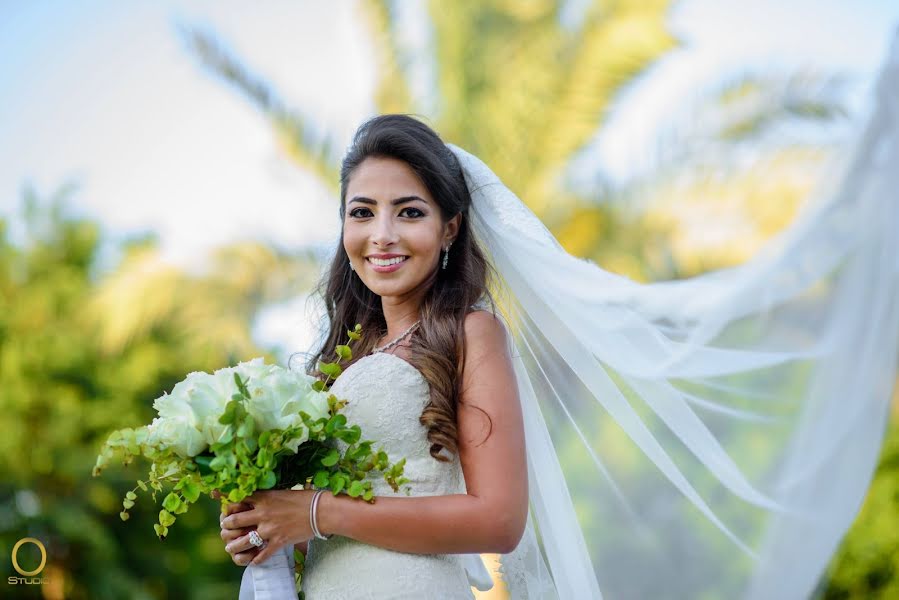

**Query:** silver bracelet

left=310, top=489, right=332, bottom=540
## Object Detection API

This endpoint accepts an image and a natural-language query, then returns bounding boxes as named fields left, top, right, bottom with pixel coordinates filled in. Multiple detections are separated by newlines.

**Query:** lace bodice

left=333, top=351, right=469, bottom=494
left=300, top=348, right=477, bottom=599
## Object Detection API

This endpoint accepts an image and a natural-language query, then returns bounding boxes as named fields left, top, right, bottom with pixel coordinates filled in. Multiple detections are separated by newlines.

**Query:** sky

left=1, top=0, right=897, bottom=356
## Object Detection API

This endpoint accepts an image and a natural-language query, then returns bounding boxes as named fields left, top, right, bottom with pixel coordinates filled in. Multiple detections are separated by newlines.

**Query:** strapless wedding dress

left=239, top=303, right=497, bottom=599
left=300, top=349, right=483, bottom=599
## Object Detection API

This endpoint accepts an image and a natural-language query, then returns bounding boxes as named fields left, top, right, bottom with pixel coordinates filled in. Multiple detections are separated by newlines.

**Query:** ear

left=444, top=213, right=462, bottom=248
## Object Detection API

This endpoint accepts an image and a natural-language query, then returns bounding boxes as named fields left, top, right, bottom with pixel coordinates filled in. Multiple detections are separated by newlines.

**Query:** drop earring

left=442, top=243, right=451, bottom=270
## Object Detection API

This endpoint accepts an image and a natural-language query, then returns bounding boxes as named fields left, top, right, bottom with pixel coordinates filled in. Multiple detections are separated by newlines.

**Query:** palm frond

left=176, top=23, right=341, bottom=192
left=361, top=0, right=416, bottom=113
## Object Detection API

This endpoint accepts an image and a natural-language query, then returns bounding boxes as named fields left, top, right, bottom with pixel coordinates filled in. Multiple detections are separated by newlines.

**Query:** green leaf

left=123, top=498, right=135, bottom=509
left=332, top=474, right=346, bottom=494
left=312, top=380, right=326, bottom=392
left=181, top=479, right=201, bottom=503
left=313, top=471, right=330, bottom=488
left=362, top=489, right=374, bottom=501
left=335, top=345, right=352, bottom=361
left=259, top=431, right=272, bottom=447
left=162, top=492, right=181, bottom=513
left=259, top=470, right=277, bottom=490
left=318, top=362, right=342, bottom=379
left=120, top=511, right=130, bottom=521
left=233, top=372, right=250, bottom=397
left=337, top=427, right=361, bottom=445
left=348, top=480, right=364, bottom=498
left=137, top=480, right=148, bottom=492
left=321, top=449, right=340, bottom=467
left=154, top=523, right=168, bottom=539
left=218, top=428, right=234, bottom=445
left=159, top=509, right=176, bottom=527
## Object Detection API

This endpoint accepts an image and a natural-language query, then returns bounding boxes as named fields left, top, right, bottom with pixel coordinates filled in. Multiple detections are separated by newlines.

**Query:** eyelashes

left=348, top=207, right=426, bottom=219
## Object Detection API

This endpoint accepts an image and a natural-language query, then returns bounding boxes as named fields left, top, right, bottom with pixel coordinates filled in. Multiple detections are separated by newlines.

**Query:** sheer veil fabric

left=451, top=28, right=899, bottom=599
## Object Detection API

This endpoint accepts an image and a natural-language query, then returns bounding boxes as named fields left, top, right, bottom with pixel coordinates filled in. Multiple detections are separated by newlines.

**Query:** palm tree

left=176, top=0, right=679, bottom=283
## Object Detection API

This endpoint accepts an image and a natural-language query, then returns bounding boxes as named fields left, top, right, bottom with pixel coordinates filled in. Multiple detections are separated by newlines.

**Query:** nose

left=370, top=212, right=399, bottom=247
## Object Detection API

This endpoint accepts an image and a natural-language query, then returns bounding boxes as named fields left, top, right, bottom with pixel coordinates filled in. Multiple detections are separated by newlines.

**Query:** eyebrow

left=348, top=195, right=427, bottom=206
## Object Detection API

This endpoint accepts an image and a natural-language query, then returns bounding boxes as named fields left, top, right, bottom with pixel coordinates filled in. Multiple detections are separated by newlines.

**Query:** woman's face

left=343, top=156, right=460, bottom=300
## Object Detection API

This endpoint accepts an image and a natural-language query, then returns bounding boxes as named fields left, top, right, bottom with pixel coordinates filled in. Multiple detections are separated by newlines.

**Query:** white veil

left=448, top=28, right=899, bottom=600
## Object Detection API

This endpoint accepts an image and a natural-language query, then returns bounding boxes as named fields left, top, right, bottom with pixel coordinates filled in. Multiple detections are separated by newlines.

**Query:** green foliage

left=0, top=192, right=246, bottom=597
left=94, top=323, right=410, bottom=540
left=822, top=404, right=899, bottom=598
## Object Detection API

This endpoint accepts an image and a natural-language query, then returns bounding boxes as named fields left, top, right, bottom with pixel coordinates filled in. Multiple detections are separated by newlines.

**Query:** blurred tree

left=620, top=69, right=854, bottom=278
left=820, top=400, right=899, bottom=599
left=0, top=186, right=315, bottom=598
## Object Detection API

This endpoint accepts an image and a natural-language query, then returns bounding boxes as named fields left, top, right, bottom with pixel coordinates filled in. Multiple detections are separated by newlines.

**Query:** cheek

left=343, top=226, right=363, bottom=254
left=407, top=227, right=444, bottom=255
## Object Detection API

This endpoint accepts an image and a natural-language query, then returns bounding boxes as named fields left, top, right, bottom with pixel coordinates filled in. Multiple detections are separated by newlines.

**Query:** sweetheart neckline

left=335, top=304, right=493, bottom=386
left=339, top=350, right=428, bottom=385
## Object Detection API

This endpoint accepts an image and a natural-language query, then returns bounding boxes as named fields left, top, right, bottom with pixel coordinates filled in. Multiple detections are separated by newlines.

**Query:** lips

left=366, top=256, right=409, bottom=272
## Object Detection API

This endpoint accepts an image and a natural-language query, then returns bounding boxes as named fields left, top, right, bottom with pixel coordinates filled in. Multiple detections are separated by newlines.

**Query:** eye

left=348, top=207, right=373, bottom=219
left=400, top=207, right=425, bottom=218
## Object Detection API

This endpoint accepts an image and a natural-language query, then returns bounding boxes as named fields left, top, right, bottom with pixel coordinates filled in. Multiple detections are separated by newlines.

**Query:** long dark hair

left=305, top=114, right=498, bottom=462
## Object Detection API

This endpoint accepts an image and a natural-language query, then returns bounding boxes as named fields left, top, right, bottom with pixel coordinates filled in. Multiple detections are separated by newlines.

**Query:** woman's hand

left=219, top=489, right=318, bottom=566
left=219, top=498, right=257, bottom=566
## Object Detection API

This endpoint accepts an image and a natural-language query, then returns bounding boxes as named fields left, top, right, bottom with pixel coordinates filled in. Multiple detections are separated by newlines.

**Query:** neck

left=380, top=291, right=424, bottom=342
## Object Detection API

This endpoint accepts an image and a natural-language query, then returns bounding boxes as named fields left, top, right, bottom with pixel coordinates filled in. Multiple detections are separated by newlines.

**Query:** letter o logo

left=11, top=537, right=47, bottom=577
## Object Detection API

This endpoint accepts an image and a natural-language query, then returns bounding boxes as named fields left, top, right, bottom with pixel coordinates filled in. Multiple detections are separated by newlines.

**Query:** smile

left=367, top=256, right=409, bottom=272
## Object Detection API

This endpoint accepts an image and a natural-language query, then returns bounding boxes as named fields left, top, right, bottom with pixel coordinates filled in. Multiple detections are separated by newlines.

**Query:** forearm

left=317, top=492, right=515, bottom=555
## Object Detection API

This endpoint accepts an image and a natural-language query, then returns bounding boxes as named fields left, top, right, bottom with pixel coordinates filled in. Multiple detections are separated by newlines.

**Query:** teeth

left=368, top=256, right=407, bottom=266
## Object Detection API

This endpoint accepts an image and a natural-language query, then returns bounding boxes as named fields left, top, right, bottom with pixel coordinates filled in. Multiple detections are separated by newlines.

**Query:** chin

left=363, top=274, right=428, bottom=298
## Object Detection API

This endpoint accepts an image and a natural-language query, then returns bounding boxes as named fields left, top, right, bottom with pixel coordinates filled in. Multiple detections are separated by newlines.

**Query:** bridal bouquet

left=92, top=324, right=410, bottom=540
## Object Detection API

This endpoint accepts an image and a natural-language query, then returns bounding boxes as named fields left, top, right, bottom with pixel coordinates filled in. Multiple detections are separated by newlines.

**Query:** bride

left=221, top=114, right=527, bottom=599
left=220, top=29, right=899, bottom=599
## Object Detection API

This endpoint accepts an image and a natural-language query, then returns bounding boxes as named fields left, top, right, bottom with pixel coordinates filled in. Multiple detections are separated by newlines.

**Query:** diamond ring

left=248, top=530, right=266, bottom=548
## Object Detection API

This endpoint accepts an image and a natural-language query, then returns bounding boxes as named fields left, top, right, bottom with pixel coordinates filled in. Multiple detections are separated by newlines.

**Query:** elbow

left=493, top=514, right=526, bottom=554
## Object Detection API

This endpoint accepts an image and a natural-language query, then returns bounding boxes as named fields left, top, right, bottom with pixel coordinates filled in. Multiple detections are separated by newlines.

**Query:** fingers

left=219, top=502, right=253, bottom=522
left=225, top=531, right=258, bottom=556
left=220, top=526, right=252, bottom=544
left=224, top=501, right=253, bottom=517
left=221, top=508, right=256, bottom=530
left=231, top=548, right=259, bottom=566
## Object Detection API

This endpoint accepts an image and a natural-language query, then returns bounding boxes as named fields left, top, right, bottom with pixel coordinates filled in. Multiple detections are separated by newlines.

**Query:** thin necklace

left=371, top=320, right=421, bottom=354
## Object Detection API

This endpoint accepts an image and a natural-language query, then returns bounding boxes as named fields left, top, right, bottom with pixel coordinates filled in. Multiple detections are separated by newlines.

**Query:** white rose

left=245, top=368, right=305, bottom=431
left=244, top=367, right=331, bottom=451
left=290, top=385, right=330, bottom=424
left=234, top=357, right=278, bottom=383
left=152, top=383, right=195, bottom=423
left=146, top=416, right=206, bottom=458
left=154, top=370, right=236, bottom=446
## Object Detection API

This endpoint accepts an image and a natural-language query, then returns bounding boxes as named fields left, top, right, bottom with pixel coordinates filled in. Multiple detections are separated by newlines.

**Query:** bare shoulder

left=460, top=308, right=516, bottom=401
left=463, top=308, right=510, bottom=357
